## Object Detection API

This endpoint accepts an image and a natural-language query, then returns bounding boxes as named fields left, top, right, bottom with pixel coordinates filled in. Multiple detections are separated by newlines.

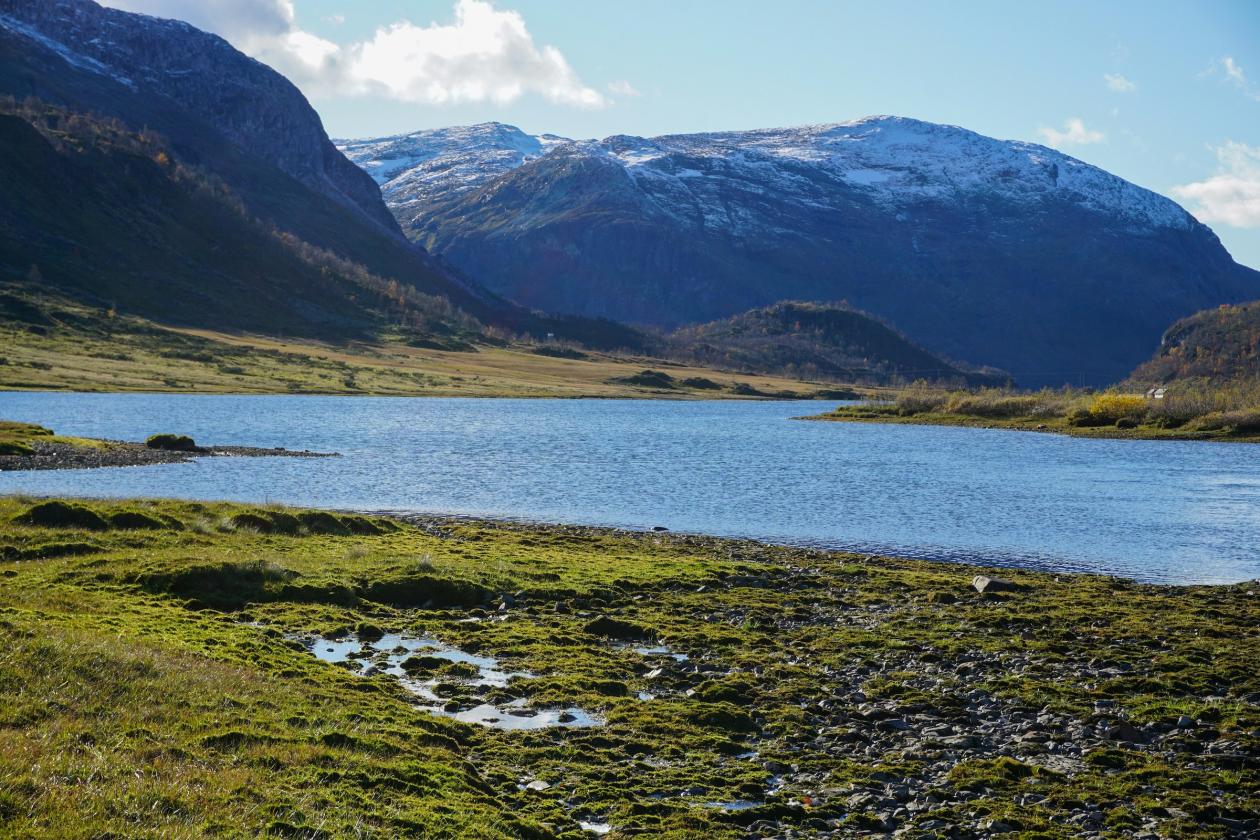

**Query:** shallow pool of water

left=2, top=392, right=1258, bottom=584
left=301, top=632, right=600, bottom=730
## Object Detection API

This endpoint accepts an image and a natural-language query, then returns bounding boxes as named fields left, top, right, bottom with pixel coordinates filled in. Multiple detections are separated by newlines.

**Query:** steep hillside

left=668, top=302, right=1009, bottom=386
left=345, top=119, right=1260, bottom=386
left=0, top=0, right=580, bottom=343
left=0, top=100, right=478, bottom=340
left=1129, top=301, right=1260, bottom=384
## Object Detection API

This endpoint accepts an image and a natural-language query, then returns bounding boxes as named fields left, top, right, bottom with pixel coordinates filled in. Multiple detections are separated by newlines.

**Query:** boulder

left=972, top=575, right=1023, bottom=595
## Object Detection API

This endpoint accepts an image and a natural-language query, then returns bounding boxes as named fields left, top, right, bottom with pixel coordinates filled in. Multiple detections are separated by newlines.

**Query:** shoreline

left=0, top=439, right=337, bottom=472
left=801, top=407, right=1260, bottom=444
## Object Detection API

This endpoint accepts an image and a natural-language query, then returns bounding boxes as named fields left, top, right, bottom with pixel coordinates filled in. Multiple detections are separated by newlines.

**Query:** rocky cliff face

left=0, top=0, right=395, bottom=233
left=344, top=119, right=1260, bottom=386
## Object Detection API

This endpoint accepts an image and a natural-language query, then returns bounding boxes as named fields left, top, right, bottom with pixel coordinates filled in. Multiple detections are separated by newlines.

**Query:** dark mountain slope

left=0, top=0, right=596, bottom=343
left=0, top=101, right=481, bottom=340
left=668, top=302, right=1009, bottom=386
left=349, top=121, right=1260, bottom=386
left=1129, top=301, right=1260, bottom=384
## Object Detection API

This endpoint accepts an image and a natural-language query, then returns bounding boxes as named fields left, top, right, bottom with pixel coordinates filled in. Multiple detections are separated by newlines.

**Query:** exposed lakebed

left=2, top=391, right=1259, bottom=583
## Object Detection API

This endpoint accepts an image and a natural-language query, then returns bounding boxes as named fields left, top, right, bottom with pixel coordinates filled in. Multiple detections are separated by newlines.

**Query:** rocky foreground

left=0, top=499, right=1255, bottom=838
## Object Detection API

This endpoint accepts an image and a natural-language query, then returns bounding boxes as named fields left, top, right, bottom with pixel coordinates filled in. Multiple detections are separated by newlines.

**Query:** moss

left=13, top=500, right=109, bottom=530
left=107, top=509, right=175, bottom=530
left=0, top=497, right=1254, bottom=838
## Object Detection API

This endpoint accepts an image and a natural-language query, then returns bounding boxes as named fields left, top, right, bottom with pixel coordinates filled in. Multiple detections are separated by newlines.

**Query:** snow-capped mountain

left=338, top=123, right=567, bottom=218
left=343, top=117, right=1256, bottom=385
left=344, top=117, right=1191, bottom=235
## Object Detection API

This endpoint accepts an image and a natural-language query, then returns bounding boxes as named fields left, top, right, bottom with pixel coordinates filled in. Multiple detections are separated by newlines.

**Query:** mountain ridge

left=343, top=118, right=1258, bottom=386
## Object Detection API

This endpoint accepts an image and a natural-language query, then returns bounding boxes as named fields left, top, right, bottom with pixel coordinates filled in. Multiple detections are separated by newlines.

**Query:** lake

left=2, top=392, right=1258, bottom=585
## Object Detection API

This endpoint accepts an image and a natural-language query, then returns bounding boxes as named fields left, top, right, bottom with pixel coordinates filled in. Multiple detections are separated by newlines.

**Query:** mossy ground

left=0, top=420, right=120, bottom=456
left=0, top=497, right=1255, bottom=838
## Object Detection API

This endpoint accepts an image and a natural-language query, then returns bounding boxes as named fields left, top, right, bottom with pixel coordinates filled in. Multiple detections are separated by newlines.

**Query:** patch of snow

left=0, top=12, right=135, bottom=89
left=343, top=115, right=1196, bottom=236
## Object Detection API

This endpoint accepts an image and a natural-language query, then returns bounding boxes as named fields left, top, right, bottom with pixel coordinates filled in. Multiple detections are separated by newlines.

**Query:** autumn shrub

left=894, top=387, right=949, bottom=415
left=1087, top=394, right=1147, bottom=424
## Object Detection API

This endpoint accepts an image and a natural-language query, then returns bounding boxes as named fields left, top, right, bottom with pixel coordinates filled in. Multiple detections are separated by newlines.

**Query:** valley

left=1, top=0, right=1258, bottom=838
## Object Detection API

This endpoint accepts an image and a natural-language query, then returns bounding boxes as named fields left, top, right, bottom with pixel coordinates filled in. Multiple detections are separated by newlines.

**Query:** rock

left=1106, top=722, right=1147, bottom=743
left=582, top=616, right=648, bottom=640
left=972, top=575, right=1022, bottom=595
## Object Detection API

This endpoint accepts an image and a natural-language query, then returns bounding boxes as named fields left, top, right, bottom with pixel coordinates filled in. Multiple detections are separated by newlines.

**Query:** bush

left=0, top=441, right=34, bottom=456
left=13, top=501, right=108, bottom=530
left=894, top=389, right=948, bottom=415
left=612, top=370, right=675, bottom=388
left=1088, top=394, right=1147, bottom=424
left=945, top=393, right=1041, bottom=418
left=145, top=433, right=198, bottom=452
left=1189, top=408, right=1260, bottom=434
left=108, top=510, right=172, bottom=530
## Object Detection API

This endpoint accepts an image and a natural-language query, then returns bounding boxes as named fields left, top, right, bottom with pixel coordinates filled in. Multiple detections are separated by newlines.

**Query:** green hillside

left=668, top=301, right=1010, bottom=386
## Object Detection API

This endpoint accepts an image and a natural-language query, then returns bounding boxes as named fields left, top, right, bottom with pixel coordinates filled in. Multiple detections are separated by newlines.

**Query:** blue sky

left=104, top=0, right=1260, bottom=268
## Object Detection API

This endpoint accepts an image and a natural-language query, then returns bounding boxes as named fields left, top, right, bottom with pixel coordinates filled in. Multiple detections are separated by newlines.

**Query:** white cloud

left=607, top=80, right=641, bottom=98
left=1223, top=56, right=1246, bottom=85
left=100, top=0, right=606, bottom=108
left=1171, top=142, right=1260, bottom=228
left=1104, top=73, right=1135, bottom=93
left=1037, top=118, right=1105, bottom=148
left=1202, top=56, right=1260, bottom=101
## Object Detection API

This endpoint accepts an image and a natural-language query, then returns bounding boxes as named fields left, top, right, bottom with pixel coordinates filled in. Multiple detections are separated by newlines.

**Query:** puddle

left=621, top=643, right=688, bottom=662
left=579, top=821, right=612, bottom=835
left=301, top=633, right=602, bottom=730
left=704, top=800, right=763, bottom=811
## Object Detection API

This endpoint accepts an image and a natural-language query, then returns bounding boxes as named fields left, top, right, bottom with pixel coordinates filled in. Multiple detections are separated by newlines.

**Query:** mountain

left=667, top=301, right=1009, bottom=386
left=1129, top=301, right=1260, bottom=385
left=342, top=119, right=1260, bottom=386
left=0, top=0, right=604, bottom=345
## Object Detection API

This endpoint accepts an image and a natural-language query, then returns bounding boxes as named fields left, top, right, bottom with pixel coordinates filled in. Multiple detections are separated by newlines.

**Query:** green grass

left=808, top=386, right=1260, bottom=443
left=0, top=496, right=1255, bottom=837
left=0, top=420, right=120, bottom=456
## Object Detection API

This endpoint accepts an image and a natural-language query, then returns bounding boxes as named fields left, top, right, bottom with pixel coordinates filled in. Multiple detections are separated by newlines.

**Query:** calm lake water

left=2, top=392, right=1258, bottom=585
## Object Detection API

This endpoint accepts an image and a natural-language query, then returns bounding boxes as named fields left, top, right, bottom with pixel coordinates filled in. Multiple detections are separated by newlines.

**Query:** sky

left=101, top=0, right=1260, bottom=269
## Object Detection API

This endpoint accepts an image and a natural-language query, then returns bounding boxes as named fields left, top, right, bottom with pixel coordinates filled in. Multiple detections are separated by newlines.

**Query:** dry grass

left=0, top=322, right=841, bottom=400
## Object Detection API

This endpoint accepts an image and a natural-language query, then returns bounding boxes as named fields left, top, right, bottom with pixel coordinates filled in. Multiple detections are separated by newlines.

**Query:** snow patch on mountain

left=337, top=122, right=567, bottom=213
left=0, top=12, right=134, bottom=88
left=345, top=116, right=1194, bottom=234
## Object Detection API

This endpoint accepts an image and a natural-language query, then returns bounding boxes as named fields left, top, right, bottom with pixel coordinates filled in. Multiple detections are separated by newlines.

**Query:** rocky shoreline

left=0, top=440, right=337, bottom=471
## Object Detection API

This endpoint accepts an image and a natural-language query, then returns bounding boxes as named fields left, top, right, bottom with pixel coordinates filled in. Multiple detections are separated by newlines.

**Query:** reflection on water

left=2, top=392, right=1258, bottom=584
left=303, top=632, right=601, bottom=730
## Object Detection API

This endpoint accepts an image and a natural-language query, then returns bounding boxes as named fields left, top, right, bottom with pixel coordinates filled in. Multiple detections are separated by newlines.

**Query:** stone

left=973, top=575, right=1022, bottom=595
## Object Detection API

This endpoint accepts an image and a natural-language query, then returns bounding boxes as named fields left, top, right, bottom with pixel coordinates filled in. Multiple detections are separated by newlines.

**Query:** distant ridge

left=343, top=118, right=1259, bottom=386
left=668, top=301, right=1010, bottom=387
